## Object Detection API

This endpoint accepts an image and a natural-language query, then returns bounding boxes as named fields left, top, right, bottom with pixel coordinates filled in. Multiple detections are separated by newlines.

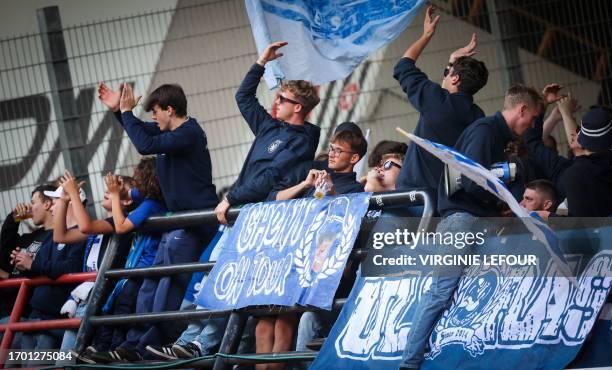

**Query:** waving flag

left=396, top=128, right=576, bottom=285
left=245, top=0, right=427, bottom=88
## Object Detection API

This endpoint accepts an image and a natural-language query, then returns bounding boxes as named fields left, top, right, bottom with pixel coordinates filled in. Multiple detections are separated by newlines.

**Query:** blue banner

left=245, top=0, right=426, bottom=87
left=311, top=218, right=612, bottom=370
left=197, top=193, right=370, bottom=310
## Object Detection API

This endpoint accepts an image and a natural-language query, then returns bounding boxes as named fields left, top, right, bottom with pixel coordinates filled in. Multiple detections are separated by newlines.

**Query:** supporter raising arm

left=215, top=41, right=321, bottom=223
left=393, top=5, right=488, bottom=208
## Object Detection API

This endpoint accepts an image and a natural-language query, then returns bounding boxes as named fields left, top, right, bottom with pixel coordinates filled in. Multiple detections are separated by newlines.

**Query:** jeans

left=20, top=317, right=64, bottom=367
left=399, top=212, right=479, bottom=369
left=56, top=303, right=88, bottom=365
left=175, top=307, right=228, bottom=354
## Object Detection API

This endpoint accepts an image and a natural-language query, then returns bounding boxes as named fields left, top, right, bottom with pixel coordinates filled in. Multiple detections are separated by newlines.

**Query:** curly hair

left=133, top=157, right=163, bottom=201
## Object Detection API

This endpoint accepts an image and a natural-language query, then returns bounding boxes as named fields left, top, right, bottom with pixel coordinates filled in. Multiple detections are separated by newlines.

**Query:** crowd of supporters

left=0, top=5, right=610, bottom=370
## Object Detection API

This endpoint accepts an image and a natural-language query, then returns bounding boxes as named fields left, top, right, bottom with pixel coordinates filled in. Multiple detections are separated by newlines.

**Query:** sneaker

left=172, top=342, right=202, bottom=359
left=70, top=346, right=98, bottom=364
left=146, top=344, right=178, bottom=360
left=89, top=347, right=143, bottom=363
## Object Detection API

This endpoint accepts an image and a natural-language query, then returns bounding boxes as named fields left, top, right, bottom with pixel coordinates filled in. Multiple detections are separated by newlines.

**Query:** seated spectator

left=8, top=187, right=86, bottom=359
left=1, top=184, right=55, bottom=281
left=520, top=179, right=558, bottom=212
left=364, top=153, right=404, bottom=192
left=275, top=124, right=367, bottom=200
left=0, top=184, right=55, bottom=339
left=367, top=140, right=408, bottom=169
left=60, top=159, right=166, bottom=362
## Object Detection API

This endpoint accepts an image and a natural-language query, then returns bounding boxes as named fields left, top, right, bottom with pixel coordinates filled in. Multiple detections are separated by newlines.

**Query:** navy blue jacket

left=117, top=112, right=218, bottom=211
left=393, top=58, right=485, bottom=200
left=523, top=115, right=572, bottom=199
left=26, top=238, right=85, bottom=318
left=227, top=63, right=320, bottom=205
left=267, top=160, right=328, bottom=201
left=438, top=112, right=513, bottom=217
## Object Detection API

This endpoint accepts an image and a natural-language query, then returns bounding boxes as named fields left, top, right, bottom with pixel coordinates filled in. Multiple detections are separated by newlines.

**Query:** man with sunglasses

left=365, top=154, right=404, bottom=192
left=393, top=5, right=488, bottom=208
left=215, top=41, right=321, bottom=223
left=274, top=123, right=367, bottom=200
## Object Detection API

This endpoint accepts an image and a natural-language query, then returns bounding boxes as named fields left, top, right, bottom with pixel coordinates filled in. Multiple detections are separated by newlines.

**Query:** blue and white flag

left=197, top=193, right=370, bottom=310
left=245, top=0, right=427, bottom=88
left=400, top=129, right=576, bottom=285
left=312, top=220, right=612, bottom=370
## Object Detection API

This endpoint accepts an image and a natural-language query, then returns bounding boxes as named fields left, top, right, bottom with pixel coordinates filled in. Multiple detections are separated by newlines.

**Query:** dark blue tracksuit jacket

left=227, top=63, right=320, bottom=205
left=117, top=112, right=218, bottom=211
left=393, top=57, right=485, bottom=202
left=523, top=115, right=572, bottom=199
left=267, top=160, right=328, bottom=201
left=26, top=238, right=85, bottom=318
left=437, top=112, right=513, bottom=217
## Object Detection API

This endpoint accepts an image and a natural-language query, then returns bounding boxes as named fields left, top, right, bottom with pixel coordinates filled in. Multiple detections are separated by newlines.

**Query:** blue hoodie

left=226, top=63, right=321, bottom=205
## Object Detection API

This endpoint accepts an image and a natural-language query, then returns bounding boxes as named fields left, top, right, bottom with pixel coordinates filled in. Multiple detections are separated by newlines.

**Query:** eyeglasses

left=328, top=145, right=355, bottom=156
left=381, top=159, right=402, bottom=171
left=279, top=94, right=302, bottom=106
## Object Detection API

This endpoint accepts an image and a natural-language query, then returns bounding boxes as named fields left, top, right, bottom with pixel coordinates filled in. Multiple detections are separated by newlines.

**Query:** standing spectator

left=561, top=106, right=612, bottom=216
left=93, top=81, right=218, bottom=362
left=400, top=85, right=544, bottom=370
left=394, top=6, right=488, bottom=207
left=214, top=41, right=321, bottom=224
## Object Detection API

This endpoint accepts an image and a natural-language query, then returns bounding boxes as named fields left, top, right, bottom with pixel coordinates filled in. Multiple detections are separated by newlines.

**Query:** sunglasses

left=381, top=159, right=402, bottom=171
left=279, top=94, right=302, bottom=106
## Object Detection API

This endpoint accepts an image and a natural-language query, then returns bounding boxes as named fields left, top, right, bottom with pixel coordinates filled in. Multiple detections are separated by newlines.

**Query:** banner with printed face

left=311, top=217, right=612, bottom=370
left=197, top=193, right=370, bottom=310
left=245, top=0, right=426, bottom=88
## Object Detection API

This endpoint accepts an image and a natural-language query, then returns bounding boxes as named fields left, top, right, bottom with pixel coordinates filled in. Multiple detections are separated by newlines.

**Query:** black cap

left=578, top=106, right=612, bottom=151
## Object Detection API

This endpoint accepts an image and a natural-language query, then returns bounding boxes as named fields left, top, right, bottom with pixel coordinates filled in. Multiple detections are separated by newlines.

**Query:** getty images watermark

left=361, top=217, right=611, bottom=278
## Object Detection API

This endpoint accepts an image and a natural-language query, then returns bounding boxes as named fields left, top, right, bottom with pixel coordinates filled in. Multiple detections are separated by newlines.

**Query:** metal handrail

left=73, top=190, right=434, bottom=369
left=0, top=271, right=97, bottom=367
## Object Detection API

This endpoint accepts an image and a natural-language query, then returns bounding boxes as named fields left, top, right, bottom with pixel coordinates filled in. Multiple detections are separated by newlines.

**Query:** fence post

left=212, top=312, right=247, bottom=370
left=486, top=0, right=524, bottom=89
left=37, top=6, right=92, bottom=201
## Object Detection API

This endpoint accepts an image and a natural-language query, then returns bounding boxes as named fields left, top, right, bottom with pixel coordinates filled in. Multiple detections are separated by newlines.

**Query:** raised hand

left=98, top=82, right=121, bottom=112
left=449, top=33, right=478, bottom=64
left=104, top=172, right=123, bottom=195
left=59, top=170, right=82, bottom=201
left=256, top=41, right=288, bottom=66
left=119, top=83, right=142, bottom=113
left=542, top=83, right=565, bottom=105
left=423, top=5, right=440, bottom=38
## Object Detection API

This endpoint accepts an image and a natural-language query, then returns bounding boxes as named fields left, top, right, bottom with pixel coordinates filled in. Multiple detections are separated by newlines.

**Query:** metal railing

left=72, top=190, right=433, bottom=369
left=0, top=271, right=97, bottom=367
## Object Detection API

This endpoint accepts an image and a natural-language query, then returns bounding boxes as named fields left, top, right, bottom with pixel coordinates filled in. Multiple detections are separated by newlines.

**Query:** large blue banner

left=245, top=0, right=426, bottom=87
left=311, top=219, right=612, bottom=370
left=197, top=193, right=370, bottom=310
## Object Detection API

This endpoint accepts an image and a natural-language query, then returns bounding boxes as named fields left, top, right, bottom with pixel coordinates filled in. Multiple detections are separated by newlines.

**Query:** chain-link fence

left=0, top=0, right=610, bottom=222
